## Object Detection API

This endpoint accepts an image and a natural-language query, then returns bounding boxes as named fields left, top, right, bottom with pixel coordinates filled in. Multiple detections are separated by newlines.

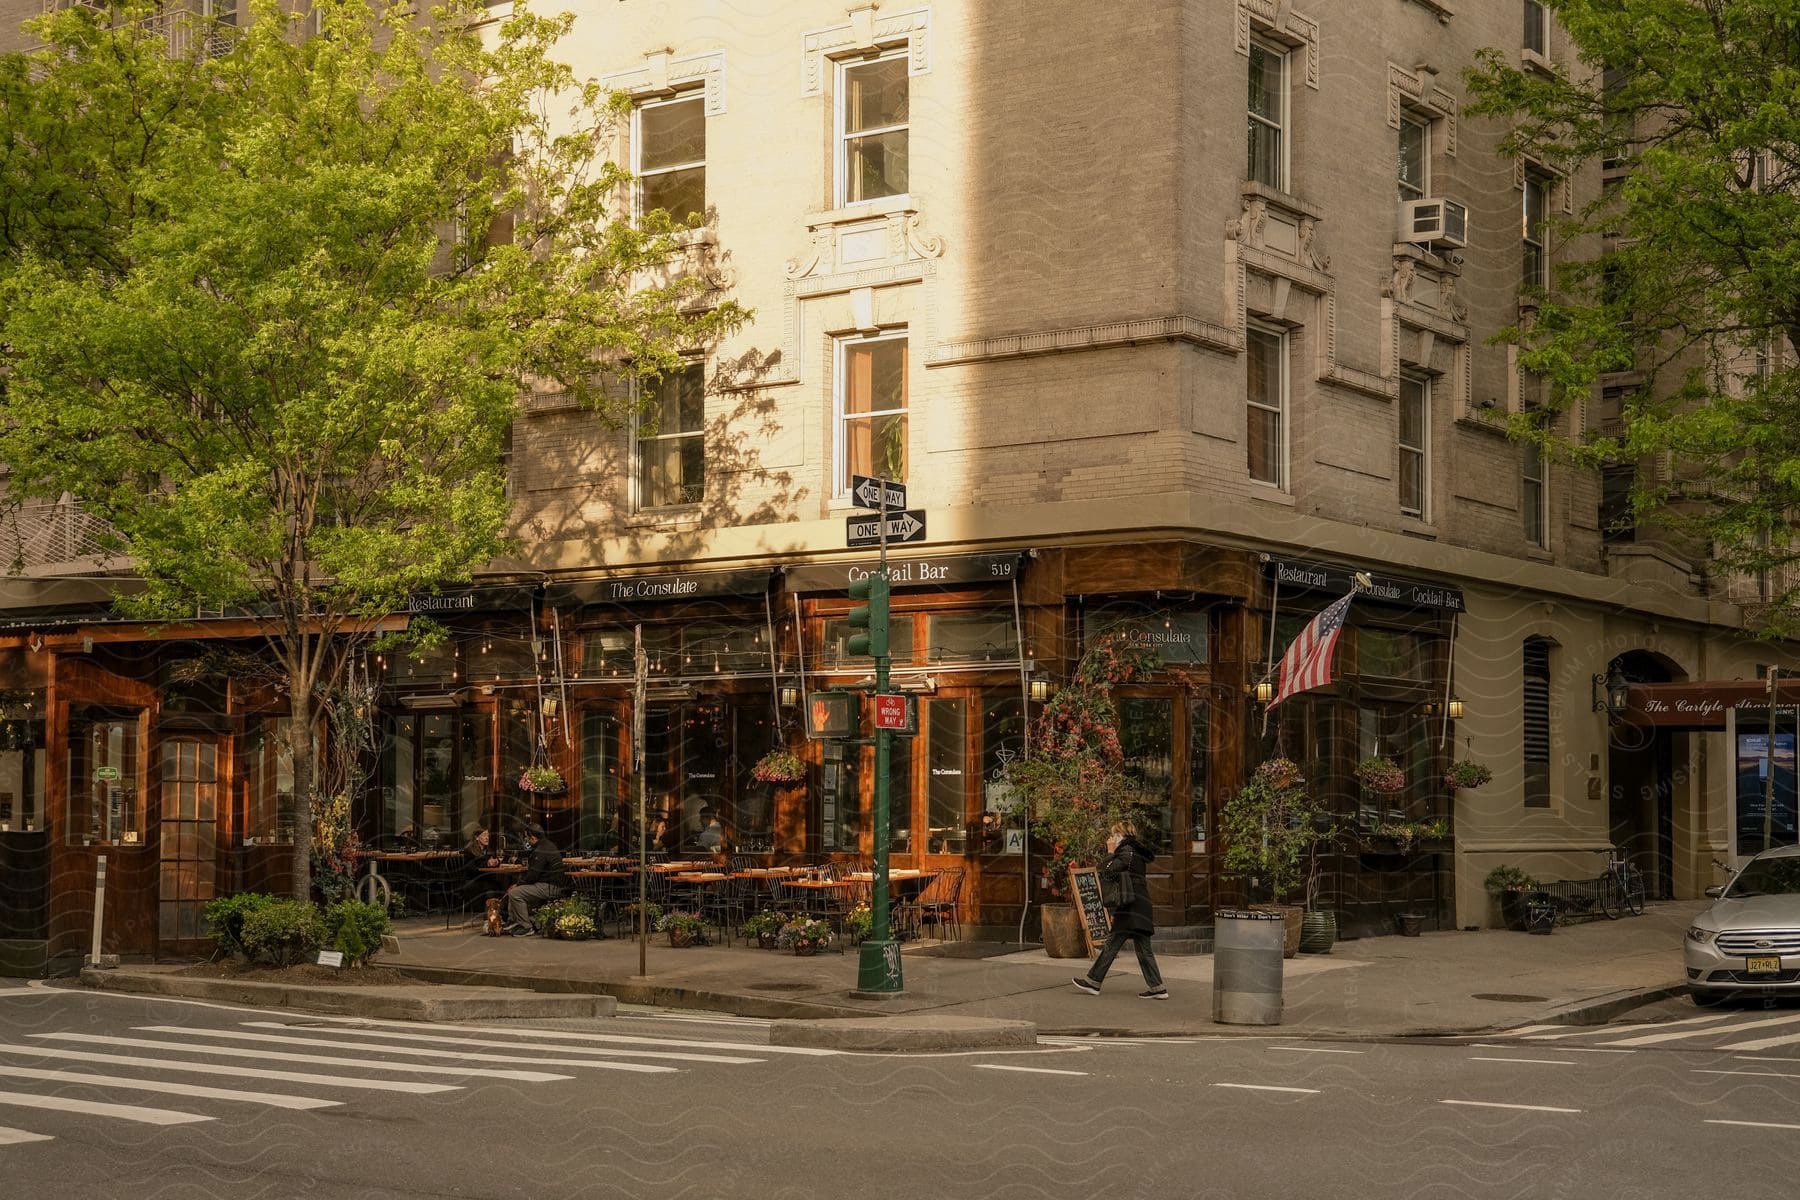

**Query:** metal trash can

left=1213, top=909, right=1286, bottom=1025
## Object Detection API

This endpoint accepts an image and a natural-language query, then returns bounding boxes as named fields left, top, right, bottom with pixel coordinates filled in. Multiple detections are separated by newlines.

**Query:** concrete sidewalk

left=377, top=899, right=1705, bottom=1037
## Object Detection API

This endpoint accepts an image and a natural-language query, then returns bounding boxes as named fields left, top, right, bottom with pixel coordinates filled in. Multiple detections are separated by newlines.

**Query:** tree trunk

left=288, top=677, right=315, bottom=903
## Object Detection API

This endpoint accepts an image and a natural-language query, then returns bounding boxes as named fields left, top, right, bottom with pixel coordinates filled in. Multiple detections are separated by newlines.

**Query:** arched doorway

left=1607, top=650, right=1683, bottom=899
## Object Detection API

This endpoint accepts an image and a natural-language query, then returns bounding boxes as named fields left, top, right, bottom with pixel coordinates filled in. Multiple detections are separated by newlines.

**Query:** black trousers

left=1085, top=926, right=1164, bottom=989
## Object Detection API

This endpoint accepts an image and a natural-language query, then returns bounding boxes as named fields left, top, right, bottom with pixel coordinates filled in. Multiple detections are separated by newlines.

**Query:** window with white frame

left=1522, top=439, right=1546, bottom=547
left=1523, top=1, right=1548, bottom=57
left=838, top=52, right=909, bottom=206
left=1246, top=325, right=1287, bottom=489
left=635, top=364, right=706, bottom=509
left=1522, top=171, right=1551, bottom=289
left=634, top=93, right=706, bottom=224
left=1398, top=372, right=1429, bottom=518
left=1247, top=39, right=1287, bottom=190
left=1398, top=113, right=1429, bottom=203
left=835, top=334, right=908, bottom=493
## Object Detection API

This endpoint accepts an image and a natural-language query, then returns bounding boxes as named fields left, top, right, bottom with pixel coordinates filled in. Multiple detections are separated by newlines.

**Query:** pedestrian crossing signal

left=805, top=690, right=858, bottom=740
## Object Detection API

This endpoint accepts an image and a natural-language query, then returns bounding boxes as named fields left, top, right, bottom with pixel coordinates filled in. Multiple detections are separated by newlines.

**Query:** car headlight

left=1686, top=926, right=1719, bottom=944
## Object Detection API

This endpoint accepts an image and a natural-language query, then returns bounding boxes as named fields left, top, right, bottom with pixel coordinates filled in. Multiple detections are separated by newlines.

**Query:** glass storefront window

left=733, top=705, right=778, bottom=853
left=243, top=717, right=295, bottom=845
left=1119, top=697, right=1174, bottom=851
left=890, top=732, right=914, bottom=853
left=385, top=640, right=458, bottom=686
left=67, top=710, right=142, bottom=847
left=0, top=705, right=46, bottom=834
left=1357, top=704, right=1435, bottom=825
left=380, top=710, right=484, bottom=849
left=926, top=612, right=1018, bottom=665
left=682, top=623, right=768, bottom=674
left=820, top=614, right=916, bottom=669
left=465, top=633, right=536, bottom=682
left=821, top=741, right=861, bottom=853
left=982, top=696, right=1025, bottom=853
left=1188, top=697, right=1210, bottom=849
left=1082, top=607, right=1210, bottom=666
left=926, top=698, right=967, bottom=853
left=578, top=711, right=621, bottom=851
left=1356, top=628, right=1433, bottom=681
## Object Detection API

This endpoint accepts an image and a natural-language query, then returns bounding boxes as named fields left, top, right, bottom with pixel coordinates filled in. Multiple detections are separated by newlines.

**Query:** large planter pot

left=756, top=933, right=780, bottom=950
left=1298, top=910, right=1337, bottom=954
left=793, top=939, right=822, bottom=957
left=667, top=928, right=701, bottom=948
left=1497, top=889, right=1533, bottom=932
left=1250, top=903, right=1304, bottom=958
left=1039, top=902, right=1088, bottom=959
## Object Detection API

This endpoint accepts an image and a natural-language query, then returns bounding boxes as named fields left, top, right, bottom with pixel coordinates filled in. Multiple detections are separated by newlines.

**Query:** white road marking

left=0, top=1126, right=53, bottom=1145
left=616, top=1011, right=770, bottom=1028
left=1697, top=1068, right=1800, bottom=1080
left=0, top=1044, right=455, bottom=1093
left=974, top=1064, right=1088, bottom=1077
left=238, top=1022, right=762, bottom=1065
left=1496, top=1025, right=1565, bottom=1037
left=1267, top=1046, right=1363, bottom=1055
left=1470, top=1043, right=1633, bottom=1055
left=0, top=1066, right=339, bottom=1111
left=1040, top=1037, right=1199, bottom=1046
left=261, top=1013, right=842, bottom=1056
left=1441, top=1100, right=1581, bottom=1114
left=1521, top=1013, right=1732, bottom=1041
left=1707, top=1119, right=1800, bottom=1130
left=133, top=1026, right=672, bottom=1075
left=1470, top=1056, right=1577, bottom=1066
left=1711, top=1015, right=1800, bottom=1051
left=0, top=1090, right=210, bottom=1126
left=1609, top=1013, right=1800, bottom=1047
left=1213, top=1083, right=1320, bottom=1095
left=32, top=1034, right=568, bottom=1083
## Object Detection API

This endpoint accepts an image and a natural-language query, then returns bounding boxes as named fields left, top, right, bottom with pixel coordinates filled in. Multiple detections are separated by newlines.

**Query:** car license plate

left=1746, top=955, right=1782, bottom=974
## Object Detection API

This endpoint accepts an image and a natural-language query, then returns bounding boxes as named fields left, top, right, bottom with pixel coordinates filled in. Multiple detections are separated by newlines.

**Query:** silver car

left=1685, top=844, right=1800, bottom=1006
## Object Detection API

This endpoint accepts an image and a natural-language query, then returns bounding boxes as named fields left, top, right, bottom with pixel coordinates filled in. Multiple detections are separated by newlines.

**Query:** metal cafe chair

left=916, top=868, right=965, bottom=942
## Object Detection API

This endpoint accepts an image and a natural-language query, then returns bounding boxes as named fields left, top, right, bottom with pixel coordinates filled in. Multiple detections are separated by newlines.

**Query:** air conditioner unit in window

left=1399, top=197, right=1469, bottom=249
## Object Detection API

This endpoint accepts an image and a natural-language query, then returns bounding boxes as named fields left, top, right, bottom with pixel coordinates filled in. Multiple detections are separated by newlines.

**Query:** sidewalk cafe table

left=846, top=870, right=939, bottom=939
left=350, top=849, right=462, bottom=908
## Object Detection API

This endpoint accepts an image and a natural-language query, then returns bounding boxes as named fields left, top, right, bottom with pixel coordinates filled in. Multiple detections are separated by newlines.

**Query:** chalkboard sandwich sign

left=1067, top=865, right=1111, bottom=955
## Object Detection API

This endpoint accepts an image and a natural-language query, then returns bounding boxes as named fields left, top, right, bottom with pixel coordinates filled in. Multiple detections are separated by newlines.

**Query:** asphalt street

left=2, top=979, right=1799, bottom=1199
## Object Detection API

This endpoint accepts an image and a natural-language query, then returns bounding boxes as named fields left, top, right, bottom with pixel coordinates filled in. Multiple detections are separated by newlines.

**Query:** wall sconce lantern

left=1591, top=665, right=1629, bottom=718
left=1447, top=697, right=1465, bottom=721
left=778, top=684, right=800, bottom=709
left=1253, top=680, right=1275, bottom=704
left=1028, top=675, right=1056, bottom=704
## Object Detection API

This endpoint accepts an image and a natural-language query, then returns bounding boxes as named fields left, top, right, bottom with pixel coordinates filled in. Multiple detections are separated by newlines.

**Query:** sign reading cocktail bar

left=1265, top=558, right=1464, bottom=613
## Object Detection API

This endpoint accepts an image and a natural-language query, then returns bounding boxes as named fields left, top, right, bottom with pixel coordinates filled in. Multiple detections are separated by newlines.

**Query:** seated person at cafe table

left=697, top=808, right=727, bottom=854
left=503, top=824, right=567, bottom=936
left=459, top=823, right=504, bottom=909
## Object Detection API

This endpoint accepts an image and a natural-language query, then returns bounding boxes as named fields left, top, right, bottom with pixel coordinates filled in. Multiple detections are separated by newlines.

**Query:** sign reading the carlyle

left=1265, top=558, right=1465, bottom=613
left=1622, top=682, right=1800, bottom=729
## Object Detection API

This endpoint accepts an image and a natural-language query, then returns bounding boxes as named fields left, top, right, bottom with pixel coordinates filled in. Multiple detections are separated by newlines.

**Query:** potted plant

left=844, top=901, right=873, bottom=945
left=1354, top=756, right=1406, bottom=795
left=519, top=764, right=567, bottom=796
left=622, top=900, right=663, bottom=933
left=1298, top=812, right=1341, bottom=954
left=743, top=910, right=786, bottom=949
left=1444, top=760, right=1493, bottom=790
left=1221, top=757, right=1327, bottom=957
left=1367, top=817, right=1453, bottom=855
left=553, top=912, right=596, bottom=941
left=779, top=914, right=832, bottom=955
left=531, top=895, right=597, bottom=939
left=751, top=748, right=806, bottom=784
left=656, top=910, right=710, bottom=948
left=1484, top=864, right=1541, bottom=932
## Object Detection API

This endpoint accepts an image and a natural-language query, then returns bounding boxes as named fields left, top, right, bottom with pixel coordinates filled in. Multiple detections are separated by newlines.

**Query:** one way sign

left=850, top=474, right=907, bottom=511
left=845, top=510, right=927, bottom=548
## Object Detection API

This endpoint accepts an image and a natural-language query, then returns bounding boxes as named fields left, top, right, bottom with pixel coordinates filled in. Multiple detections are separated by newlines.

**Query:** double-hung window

left=1398, top=372, right=1429, bottom=518
left=1522, top=440, right=1546, bottom=547
left=838, top=52, right=909, bottom=205
left=635, top=94, right=706, bottom=224
left=1522, top=637, right=1553, bottom=808
left=636, top=364, right=706, bottom=509
left=1522, top=172, right=1550, bottom=289
left=1247, top=39, right=1287, bottom=190
left=1398, top=113, right=1429, bottom=203
left=1246, top=325, right=1287, bottom=489
left=1523, top=1, right=1549, bottom=58
left=836, top=334, right=908, bottom=493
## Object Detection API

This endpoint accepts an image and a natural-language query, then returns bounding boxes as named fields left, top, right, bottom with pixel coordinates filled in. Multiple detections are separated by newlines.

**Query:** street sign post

left=873, top=693, right=908, bottom=731
left=845, top=510, right=926, bottom=548
left=850, top=474, right=907, bottom=511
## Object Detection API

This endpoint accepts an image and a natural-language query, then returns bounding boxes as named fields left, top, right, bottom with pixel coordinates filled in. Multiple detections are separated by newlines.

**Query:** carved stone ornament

left=1297, top=218, right=1330, bottom=273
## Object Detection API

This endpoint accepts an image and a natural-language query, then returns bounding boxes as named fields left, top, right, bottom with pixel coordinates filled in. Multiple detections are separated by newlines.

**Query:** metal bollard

left=1212, top=909, right=1285, bottom=1025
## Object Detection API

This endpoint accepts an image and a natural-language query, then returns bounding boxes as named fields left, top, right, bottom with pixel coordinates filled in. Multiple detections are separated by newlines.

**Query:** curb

left=1530, top=983, right=1688, bottom=1027
left=771, top=1016, right=1037, bottom=1051
left=391, top=964, right=874, bottom=1021
left=80, top=968, right=616, bottom=1021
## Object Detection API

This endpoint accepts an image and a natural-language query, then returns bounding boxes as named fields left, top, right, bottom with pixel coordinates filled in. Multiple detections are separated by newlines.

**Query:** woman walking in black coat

left=1072, top=821, right=1169, bottom=999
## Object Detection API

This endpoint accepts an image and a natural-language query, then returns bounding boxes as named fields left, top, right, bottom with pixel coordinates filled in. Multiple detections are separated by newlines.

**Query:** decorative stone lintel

left=802, top=5, right=932, bottom=96
left=1229, top=185, right=1331, bottom=274
left=785, top=204, right=944, bottom=282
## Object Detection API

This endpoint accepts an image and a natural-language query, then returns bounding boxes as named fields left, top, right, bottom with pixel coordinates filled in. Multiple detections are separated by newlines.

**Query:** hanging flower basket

left=1354, top=756, right=1406, bottom=794
left=1444, top=760, right=1493, bottom=790
left=751, top=748, right=805, bottom=784
left=519, top=765, right=566, bottom=795
left=1252, top=757, right=1304, bottom=791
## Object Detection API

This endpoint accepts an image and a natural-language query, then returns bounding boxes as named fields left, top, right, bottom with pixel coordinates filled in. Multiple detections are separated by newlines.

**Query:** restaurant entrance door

left=379, top=708, right=492, bottom=849
left=157, top=736, right=221, bottom=954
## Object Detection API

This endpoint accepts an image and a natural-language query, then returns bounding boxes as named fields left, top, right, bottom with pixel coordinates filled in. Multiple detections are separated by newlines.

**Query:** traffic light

left=846, top=570, right=890, bottom=659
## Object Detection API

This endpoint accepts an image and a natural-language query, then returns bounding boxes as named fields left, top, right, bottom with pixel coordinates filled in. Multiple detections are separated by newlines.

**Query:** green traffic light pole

left=854, top=483, right=903, bottom=995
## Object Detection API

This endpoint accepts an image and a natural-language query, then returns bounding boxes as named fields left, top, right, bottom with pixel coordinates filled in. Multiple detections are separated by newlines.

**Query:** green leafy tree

left=0, top=0, right=741, bottom=898
left=1466, top=0, right=1800, bottom=631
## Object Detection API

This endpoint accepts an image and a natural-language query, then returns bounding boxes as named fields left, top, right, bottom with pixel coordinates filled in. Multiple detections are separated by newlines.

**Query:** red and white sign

left=873, top=694, right=909, bottom=730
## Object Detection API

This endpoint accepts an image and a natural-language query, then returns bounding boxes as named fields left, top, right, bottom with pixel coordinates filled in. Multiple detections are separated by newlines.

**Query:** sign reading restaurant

left=1264, top=557, right=1465, bottom=613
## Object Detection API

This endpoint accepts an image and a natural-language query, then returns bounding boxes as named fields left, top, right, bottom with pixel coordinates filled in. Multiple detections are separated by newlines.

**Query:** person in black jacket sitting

left=502, top=823, right=567, bottom=936
left=1072, top=821, right=1169, bottom=999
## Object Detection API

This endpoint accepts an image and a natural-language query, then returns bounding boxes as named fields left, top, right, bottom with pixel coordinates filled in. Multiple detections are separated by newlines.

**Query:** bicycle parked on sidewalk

left=1598, top=844, right=1647, bottom=919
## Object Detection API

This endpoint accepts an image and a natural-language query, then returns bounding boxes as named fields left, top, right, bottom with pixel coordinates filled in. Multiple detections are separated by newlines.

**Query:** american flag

left=1269, top=592, right=1356, bottom=709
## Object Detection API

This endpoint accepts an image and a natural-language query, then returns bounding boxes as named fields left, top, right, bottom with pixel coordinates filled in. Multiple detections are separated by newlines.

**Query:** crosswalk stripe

left=1605, top=1013, right=1800, bottom=1048
left=0, top=1126, right=53, bottom=1145
left=32, top=1034, right=568, bottom=1083
left=1697, top=1068, right=1800, bottom=1080
left=1722, top=1032, right=1800, bottom=1052
left=974, top=1064, right=1088, bottom=1077
left=1496, top=1025, right=1565, bottom=1037
left=260, top=1012, right=841, bottom=1056
left=239, top=1022, right=763, bottom=1066
left=0, top=1090, right=210, bottom=1126
left=1213, top=1083, right=1320, bottom=1095
left=0, top=1066, right=339, bottom=1112
left=135, top=1027, right=676, bottom=1076
left=0, top=1044, right=455, bottom=1094
left=1707, top=1119, right=1800, bottom=1130
left=1521, top=1014, right=1733, bottom=1041
left=1442, top=1100, right=1581, bottom=1115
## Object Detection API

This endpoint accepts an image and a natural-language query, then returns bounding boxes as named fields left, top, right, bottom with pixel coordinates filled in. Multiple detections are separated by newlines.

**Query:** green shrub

left=1484, top=864, right=1539, bottom=895
left=742, top=910, right=786, bottom=939
left=204, top=892, right=280, bottom=959
left=239, top=898, right=325, bottom=966
left=532, top=895, right=597, bottom=937
left=322, top=900, right=391, bottom=966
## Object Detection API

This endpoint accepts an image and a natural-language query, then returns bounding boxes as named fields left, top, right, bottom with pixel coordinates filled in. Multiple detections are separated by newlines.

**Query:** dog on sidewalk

left=483, top=896, right=505, bottom=937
